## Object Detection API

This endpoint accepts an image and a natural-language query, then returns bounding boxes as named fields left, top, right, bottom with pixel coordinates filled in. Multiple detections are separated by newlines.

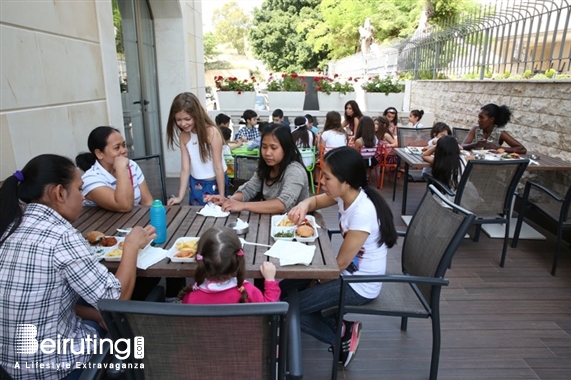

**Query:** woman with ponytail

left=283, top=146, right=398, bottom=368
left=0, top=154, right=155, bottom=379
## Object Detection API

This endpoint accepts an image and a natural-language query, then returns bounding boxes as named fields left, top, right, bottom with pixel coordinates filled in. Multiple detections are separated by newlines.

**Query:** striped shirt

left=81, top=160, right=145, bottom=206
left=0, top=203, right=122, bottom=379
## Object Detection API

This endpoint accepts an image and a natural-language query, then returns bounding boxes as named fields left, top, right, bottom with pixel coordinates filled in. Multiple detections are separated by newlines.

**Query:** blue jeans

left=280, top=278, right=372, bottom=345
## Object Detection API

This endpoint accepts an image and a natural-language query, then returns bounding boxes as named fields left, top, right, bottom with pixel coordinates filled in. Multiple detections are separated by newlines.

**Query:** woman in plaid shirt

left=0, top=154, right=155, bottom=380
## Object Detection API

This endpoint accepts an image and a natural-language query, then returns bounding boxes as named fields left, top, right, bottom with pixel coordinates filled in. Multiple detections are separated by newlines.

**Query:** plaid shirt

left=0, top=203, right=121, bottom=379
left=235, top=126, right=260, bottom=141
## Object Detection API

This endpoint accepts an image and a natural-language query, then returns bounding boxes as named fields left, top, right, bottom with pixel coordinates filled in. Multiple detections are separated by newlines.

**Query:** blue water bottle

left=150, top=200, right=167, bottom=244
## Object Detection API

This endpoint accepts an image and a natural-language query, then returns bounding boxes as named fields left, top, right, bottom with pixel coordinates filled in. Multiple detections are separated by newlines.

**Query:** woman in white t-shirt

left=76, top=127, right=153, bottom=212
left=282, top=146, right=398, bottom=368
left=319, top=111, right=347, bottom=152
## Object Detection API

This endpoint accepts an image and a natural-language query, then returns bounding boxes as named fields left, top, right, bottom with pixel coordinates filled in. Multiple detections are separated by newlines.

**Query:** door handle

left=133, top=100, right=150, bottom=105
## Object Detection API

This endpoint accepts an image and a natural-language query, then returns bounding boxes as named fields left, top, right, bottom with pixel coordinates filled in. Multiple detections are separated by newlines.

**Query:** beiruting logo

left=15, top=324, right=144, bottom=361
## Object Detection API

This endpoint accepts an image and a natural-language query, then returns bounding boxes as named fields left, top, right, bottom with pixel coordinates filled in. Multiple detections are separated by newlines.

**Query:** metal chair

left=358, top=145, right=379, bottom=186
left=424, top=159, right=529, bottom=267
left=234, top=154, right=260, bottom=188
left=299, top=147, right=317, bottom=194
left=328, top=185, right=475, bottom=380
left=452, top=127, right=471, bottom=144
left=375, top=143, right=398, bottom=189
left=392, top=127, right=432, bottom=200
left=132, top=154, right=167, bottom=204
left=96, top=299, right=297, bottom=380
left=512, top=182, right=571, bottom=275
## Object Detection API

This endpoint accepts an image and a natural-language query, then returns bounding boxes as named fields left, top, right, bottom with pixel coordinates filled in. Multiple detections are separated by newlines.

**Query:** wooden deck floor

left=166, top=177, right=571, bottom=379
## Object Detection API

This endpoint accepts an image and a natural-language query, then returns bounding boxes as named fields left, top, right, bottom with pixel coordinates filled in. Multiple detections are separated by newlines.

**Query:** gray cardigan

left=237, top=161, right=310, bottom=212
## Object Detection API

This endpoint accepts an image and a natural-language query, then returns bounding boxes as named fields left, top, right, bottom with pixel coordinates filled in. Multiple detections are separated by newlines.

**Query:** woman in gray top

left=206, top=124, right=310, bottom=213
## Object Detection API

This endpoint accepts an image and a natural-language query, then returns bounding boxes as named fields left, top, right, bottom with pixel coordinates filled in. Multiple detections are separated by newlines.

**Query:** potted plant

left=266, top=73, right=307, bottom=111
left=314, top=74, right=357, bottom=111
left=361, top=75, right=405, bottom=112
left=214, top=75, right=256, bottom=111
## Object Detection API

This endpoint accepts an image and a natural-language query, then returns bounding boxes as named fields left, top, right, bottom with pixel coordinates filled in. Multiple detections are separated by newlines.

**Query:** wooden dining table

left=73, top=206, right=340, bottom=280
left=393, top=147, right=571, bottom=215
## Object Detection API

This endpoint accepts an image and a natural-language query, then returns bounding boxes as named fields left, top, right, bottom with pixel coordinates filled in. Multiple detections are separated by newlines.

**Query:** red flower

left=281, top=73, right=287, bottom=78
left=354, top=78, right=359, bottom=82
left=334, top=74, right=339, bottom=78
left=237, top=90, right=242, bottom=94
left=313, top=77, right=320, bottom=82
left=348, top=77, right=352, bottom=81
left=291, top=73, right=298, bottom=78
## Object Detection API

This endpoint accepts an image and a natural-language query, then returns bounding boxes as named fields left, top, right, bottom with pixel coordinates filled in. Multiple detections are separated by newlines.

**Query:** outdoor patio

left=166, top=177, right=571, bottom=379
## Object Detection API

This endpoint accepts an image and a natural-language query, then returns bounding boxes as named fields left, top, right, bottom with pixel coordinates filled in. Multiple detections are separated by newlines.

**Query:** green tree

left=112, top=0, right=123, bottom=54
left=307, top=0, right=424, bottom=61
left=203, top=32, right=217, bottom=61
left=249, top=0, right=329, bottom=72
left=212, top=1, right=250, bottom=54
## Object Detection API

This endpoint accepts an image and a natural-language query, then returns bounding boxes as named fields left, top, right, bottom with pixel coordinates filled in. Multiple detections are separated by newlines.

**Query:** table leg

left=402, top=163, right=410, bottom=215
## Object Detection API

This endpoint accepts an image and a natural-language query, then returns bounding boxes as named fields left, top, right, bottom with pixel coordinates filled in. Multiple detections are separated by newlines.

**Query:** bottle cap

left=152, top=200, right=163, bottom=206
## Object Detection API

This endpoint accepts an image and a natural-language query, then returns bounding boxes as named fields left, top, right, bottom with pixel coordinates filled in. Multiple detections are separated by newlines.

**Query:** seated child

left=179, top=226, right=280, bottom=303
left=247, top=122, right=269, bottom=151
left=215, top=113, right=232, bottom=129
left=221, top=125, right=242, bottom=153
left=428, top=122, right=453, bottom=146
left=235, top=109, right=259, bottom=142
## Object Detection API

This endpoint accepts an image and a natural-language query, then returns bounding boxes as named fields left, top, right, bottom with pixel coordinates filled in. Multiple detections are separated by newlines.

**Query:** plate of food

left=85, top=231, right=124, bottom=259
left=167, top=237, right=199, bottom=263
left=271, top=215, right=318, bottom=243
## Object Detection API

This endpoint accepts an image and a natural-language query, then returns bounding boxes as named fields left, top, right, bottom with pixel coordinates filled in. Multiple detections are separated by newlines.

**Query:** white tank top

left=186, top=132, right=227, bottom=179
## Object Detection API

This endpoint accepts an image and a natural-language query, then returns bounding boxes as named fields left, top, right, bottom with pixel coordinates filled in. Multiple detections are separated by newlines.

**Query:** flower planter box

left=267, top=91, right=305, bottom=111
left=317, top=92, right=356, bottom=112
left=216, top=91, right=256, bottom=111
left=363, top=92, right=405, bottom=113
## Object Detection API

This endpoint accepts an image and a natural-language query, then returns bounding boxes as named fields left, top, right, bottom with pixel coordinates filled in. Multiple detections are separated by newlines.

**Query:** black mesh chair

left=96, top=299, right=295, bottom=380
left=132, top=155, right=167, bottom=204
left=512, top=182, right=571, bottom=275
left=424, top=159, right=529, bottom=267
left=234, top=154, right=260, bottom=188
left=328, top=185, right=475, bottom=380
left=452, top=127, right=471, bottom=144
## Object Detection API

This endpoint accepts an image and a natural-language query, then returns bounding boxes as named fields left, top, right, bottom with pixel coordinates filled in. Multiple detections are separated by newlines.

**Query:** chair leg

left=552, top=226, right=563, bottom=276
left=500, top=218, right=510, bottom=268
left=308, top=170, right=315, bottom=194
left=429, top=311, right=441, bottom=380
left=472, top=225, right=481, bottom=242
left=400, top=317, right=408, bottom=331
left=512, top=204, right=528, bottom=248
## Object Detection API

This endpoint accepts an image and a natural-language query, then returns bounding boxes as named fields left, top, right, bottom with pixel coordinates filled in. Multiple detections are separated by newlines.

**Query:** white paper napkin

left=137, top=247, right=168, bottom=270
left=198, top=203, right=230, bottom=217
left=529, top=159, right=540, bottom=166
left=234, top=218, right=249, bottom=229
left=264, top=240, right=316, bottom=266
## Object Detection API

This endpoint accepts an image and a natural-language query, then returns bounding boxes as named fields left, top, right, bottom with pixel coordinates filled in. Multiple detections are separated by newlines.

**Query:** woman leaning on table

left=0, top=154, right=155, bottom=380
left=462, top=103, right=527, bottom=154
left=76, top=126, right=153, bottom=212
left=205, top=124, right=309, bottom=214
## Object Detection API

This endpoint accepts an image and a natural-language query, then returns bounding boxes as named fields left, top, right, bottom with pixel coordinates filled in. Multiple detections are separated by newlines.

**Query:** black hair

left=323, top=147, right=397, bottom=248
left=432, top=136, right=462, bottom=190
left=215, top=113, right=231, bottom=126
left=344, top=100, right=364, bottom=121
left=258, top=121, right=270, bottom=133
left=257, top=124, right=304, bottom=182
left=272, top=109, right=284, bottom=118
left=410, top=109, right=425, bottom=121
left=0, top=154, right=77, bottom=244
left=481, top=104, right=512, bottom=127
left=243, top=109, right=257, bottom=122
left=75, top=126, right=120, bottom=172
left=221, top=127, right=232, bottom=141
left=292, top=116, right=314, bottom=148
left=382, top=107, right=399, bottom=127
left=374, top=116, right=393, bottom=141
left=305, top=114, right=316, bottom=127
left=430, top=122, right=452, bottom=138
left=178, top=226, right=247, bottom=302
left=355, top=116, right=376, bottom=148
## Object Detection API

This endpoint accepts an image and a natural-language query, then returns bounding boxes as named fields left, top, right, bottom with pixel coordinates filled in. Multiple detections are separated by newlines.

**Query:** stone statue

left=359, top=18, right=375, bottom=54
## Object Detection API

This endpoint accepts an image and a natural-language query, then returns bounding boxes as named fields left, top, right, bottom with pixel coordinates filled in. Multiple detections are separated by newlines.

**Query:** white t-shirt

left=337, top=189, right=387, bottom=299
left=320, top=130, right=347, bottom=151
left=81, top=160, right=145, bottom=206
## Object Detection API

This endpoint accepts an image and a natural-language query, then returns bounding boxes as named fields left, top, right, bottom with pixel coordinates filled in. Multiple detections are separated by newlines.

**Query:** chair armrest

left=285, top=289, right=303, bottom=380
left=327, top=228, right=341, bottom=239
left=423, top=173, right=456, bottom=197
left=524, top=181, right=564, bottom=202
left=341, top=274, right=449, bottom=287
left=145, top=285, right=165, bottom=302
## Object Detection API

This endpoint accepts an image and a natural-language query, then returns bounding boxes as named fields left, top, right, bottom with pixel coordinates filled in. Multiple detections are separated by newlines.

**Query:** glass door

left=116, top=0, right=162, bottom=158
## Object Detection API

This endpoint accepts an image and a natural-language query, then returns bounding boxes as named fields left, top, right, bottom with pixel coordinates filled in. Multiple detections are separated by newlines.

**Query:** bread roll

left=296, top=225, right=314, bottom=238
left=496, top=148, right=505, bottom=154
left=86, top=231, right=105, bottom=246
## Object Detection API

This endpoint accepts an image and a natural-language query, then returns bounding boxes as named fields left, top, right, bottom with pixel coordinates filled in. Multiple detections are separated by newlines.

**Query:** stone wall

left=409, top=80, right=571, bottom=195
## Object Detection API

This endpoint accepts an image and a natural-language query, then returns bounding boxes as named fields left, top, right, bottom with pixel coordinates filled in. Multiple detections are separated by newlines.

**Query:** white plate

left=484, top=155, right=501, bottom=161
left=88, top=236, right=124, bottom=260
left=167, top=237, right=199, bottom=263
left=271, top=215, right=318, bottom=243
left=101, top=237, right=153, bottom=262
